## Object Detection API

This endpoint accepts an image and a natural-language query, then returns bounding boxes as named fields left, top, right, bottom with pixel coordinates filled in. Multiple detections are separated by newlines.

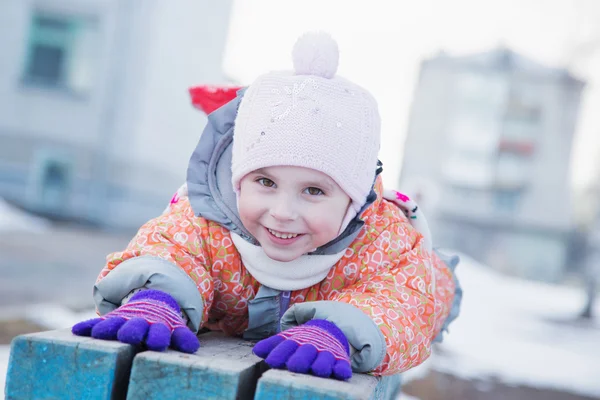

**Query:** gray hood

left=185, top=88, right=381, bottom=255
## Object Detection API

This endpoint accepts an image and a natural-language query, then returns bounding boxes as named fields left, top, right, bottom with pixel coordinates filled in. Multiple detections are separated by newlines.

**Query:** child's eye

left=257, top=178, right=276, bottom=188
left=304, top=187, right=324, bottom=196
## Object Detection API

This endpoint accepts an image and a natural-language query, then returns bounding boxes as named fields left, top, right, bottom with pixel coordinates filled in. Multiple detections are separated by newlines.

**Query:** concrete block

left=5, top=329, right=136, bottom=400
left=254, top=369, right=385, bottom=400
left=126, top=332, right=265, bottom=400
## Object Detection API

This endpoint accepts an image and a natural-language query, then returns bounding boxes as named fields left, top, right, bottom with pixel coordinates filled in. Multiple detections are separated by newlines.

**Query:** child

left=73, top=32, right=461, bottom=383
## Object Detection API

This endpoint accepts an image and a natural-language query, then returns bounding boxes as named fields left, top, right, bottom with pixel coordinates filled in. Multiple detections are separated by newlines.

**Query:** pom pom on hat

left=292, top=32, right=339, bottom=79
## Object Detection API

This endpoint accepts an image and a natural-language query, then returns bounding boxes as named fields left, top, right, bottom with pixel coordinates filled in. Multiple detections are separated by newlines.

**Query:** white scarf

left=230, top=232, right=346, bottom=291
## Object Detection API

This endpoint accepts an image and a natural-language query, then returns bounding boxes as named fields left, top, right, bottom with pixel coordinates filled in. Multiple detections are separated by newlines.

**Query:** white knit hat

left=232, top=32, right=381, bottom=216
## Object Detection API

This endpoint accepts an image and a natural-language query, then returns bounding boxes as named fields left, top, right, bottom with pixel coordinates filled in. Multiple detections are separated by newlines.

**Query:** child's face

left=238, top=166, right=351, bottom=262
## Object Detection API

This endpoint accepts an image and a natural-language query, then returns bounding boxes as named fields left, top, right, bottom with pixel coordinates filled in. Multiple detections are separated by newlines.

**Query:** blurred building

left=0, top=0, right=233, bottom=229
left=400, top=48, right=584, bottom=282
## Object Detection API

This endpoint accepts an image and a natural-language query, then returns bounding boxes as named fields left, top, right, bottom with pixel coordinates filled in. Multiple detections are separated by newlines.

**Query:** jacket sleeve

left=329, top=222, right=454, bottom=375
left=93, top=195, right=214, bottom=333
left=431, top=248, right=461, bottom=343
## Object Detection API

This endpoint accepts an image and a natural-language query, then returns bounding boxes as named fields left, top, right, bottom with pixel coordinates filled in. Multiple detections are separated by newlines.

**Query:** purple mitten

left=72, top=289, right=199, bottom=354
left=253, top=319, right=352, bottom=381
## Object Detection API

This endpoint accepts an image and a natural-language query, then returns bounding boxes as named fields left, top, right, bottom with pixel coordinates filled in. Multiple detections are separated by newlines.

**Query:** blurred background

left=1, top=0, right=600, bottom=399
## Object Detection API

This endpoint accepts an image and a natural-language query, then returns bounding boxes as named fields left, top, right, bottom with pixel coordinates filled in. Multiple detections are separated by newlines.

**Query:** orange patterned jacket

left=95, top=177, right=456, bottom=376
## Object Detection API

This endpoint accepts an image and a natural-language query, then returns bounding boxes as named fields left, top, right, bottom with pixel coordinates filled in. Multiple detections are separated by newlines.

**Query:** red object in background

left=188, top=85, right=243, bottom=115
left=498, top=139, right=535, bottom=155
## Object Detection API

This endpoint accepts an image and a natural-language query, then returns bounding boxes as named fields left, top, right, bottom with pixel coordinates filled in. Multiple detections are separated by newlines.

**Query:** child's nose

left=269, top=199, right=297, bottom=221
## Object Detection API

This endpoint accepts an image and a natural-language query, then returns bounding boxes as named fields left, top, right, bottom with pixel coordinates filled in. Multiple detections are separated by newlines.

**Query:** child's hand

left=71, top=289, right=199, bottom=354
left=253, top=319, right=352, bottom=381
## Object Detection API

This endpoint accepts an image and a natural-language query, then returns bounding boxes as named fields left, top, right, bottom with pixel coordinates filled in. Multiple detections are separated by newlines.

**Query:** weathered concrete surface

left=5, top=329, right=136, bottom=400
left=254, top=369, right=383, bottom=400
left=126, top=332, right=266, bottom=400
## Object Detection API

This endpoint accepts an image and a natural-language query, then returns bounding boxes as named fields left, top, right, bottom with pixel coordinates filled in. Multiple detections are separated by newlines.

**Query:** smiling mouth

left=267, top=228, right=301, bottom=239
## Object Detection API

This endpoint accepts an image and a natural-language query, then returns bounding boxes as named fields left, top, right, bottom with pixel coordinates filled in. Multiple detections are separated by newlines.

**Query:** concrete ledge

left=5, top=329, right=136, bottom=400
left=254, top=369, right=383, bottom=400
left=126, top=332, right=266, bottom=400
left=5, top=329, right=396, bottom=400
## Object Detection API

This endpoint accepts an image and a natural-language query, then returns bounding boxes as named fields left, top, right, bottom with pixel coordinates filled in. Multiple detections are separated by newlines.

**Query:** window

left=495, top=151, right=530, bottom=188
left=442, top=153, right=495, bottom=188
left=455, top=71, right=508, bottom=117
left=28, top=149, right=73, bottom=213
left=22, top=12, right=98, bottom=93
left=444, top=71, right=509, bottom=188
left=493, top=189, right=522, bottom=211
left=503, top=82, right=542, bottom=141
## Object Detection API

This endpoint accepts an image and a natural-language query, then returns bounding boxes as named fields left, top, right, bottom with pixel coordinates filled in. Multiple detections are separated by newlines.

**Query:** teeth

left=268, top=228, right=299, bottom=239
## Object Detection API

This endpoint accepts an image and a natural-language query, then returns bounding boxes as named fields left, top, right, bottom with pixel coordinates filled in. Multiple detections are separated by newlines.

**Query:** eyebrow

left=252, top=168, right=336, bottom=192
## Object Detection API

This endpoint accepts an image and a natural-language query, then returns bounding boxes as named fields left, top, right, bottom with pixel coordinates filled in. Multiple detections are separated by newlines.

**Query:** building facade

left=0, top=0, right=233, bottom=229
left=400, top=48, right=584, bottom=282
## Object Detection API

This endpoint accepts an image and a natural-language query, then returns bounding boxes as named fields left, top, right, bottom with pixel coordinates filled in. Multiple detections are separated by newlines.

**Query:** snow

left=17, top=304, right=97, bottom=331
left=399, top=393, right=421, bottom=400
left=0, top=346, right=8, bottom=399
left=0, top=198, right=50, bottom=233
left=405, top=251, right=600, bottom=398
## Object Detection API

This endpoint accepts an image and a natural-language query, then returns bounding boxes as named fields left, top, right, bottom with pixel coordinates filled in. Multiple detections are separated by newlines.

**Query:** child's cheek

left=311, top=210, right=341, bottom=241
left=238, top=193, right=264, bottom=223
